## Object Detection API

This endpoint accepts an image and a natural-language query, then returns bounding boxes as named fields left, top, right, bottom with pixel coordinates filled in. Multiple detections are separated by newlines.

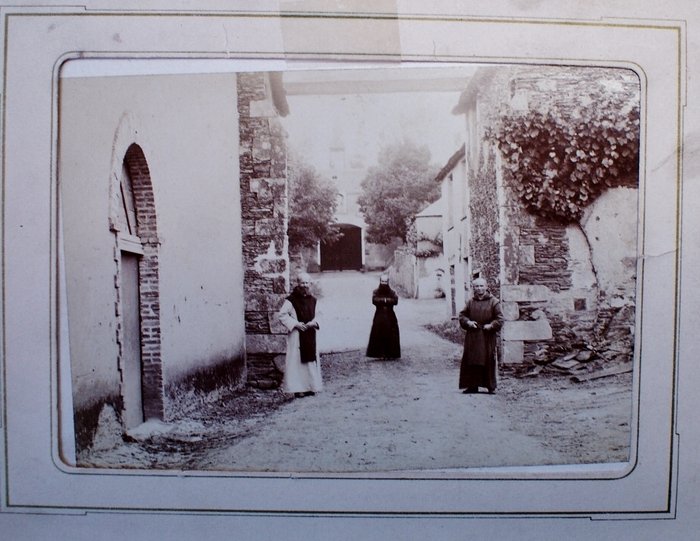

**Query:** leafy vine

left=405, top=221, right=443, bottom=258
left=487, top=84, right=640, bottom=223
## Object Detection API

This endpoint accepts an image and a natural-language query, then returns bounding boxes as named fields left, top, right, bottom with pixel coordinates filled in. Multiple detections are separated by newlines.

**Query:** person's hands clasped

left=295, top=321, right=318, bottom=332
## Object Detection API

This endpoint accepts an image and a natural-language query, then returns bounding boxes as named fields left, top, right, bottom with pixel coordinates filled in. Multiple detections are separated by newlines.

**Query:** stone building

left=316, top=137, right=396, bottom=272
left=387, top=197, right=446, bottom=299
left=281, top=69, right=468, bottom=274
left=447, top=65, right=639, bottom=364
left=413, top=198, right=447, bottom=299
left=59, top=66, right=291, bottom=452
left=437, top=144, right=469, bottom=317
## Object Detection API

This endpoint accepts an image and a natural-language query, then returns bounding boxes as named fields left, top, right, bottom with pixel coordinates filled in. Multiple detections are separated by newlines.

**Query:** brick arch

left=122, top=143, right=164, bottom=421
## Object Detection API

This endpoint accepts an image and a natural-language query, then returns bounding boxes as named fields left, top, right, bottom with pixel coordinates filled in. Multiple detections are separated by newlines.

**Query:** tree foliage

left=357, top=140, right=440, bottom=244
left=488, top=83, right=640, bottom=223
left=287, top=153, right=340, bottom=251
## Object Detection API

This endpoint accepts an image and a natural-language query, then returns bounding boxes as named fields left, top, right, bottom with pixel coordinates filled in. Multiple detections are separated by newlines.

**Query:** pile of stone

left=518, top=345, right=597, bottom=378
left=518, top=340, right=632, bottom=382
left=518, top=300, right=635, bottom=382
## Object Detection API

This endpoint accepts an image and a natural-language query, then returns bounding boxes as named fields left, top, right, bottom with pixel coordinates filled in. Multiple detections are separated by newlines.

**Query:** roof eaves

left=434, top=144, right=466, bottom=183
left=269, top=71, right=290, bottom=117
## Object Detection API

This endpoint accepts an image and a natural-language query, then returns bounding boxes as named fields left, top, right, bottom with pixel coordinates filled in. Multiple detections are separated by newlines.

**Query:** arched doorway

left=320, top=224, right=362, bottom=271
left=113, top=144, right=164, bottom=428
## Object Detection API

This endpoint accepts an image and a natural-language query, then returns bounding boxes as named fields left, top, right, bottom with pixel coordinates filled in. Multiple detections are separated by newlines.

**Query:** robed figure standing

left=366, top=274, right=401, bottom=359
left=458, top=277, right=504, bottom=394
left=278, top=273, right=322, bottom=398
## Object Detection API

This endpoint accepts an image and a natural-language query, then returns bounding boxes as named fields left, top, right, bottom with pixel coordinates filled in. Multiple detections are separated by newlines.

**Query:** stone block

left=255, top=218, right=278, bottom=236
left=245, top=312, right=270, bottom=333
left=502, top=319, right=553, bottom=341
left=502, top=246, right=519, bottom=283
left=273, top=354, right=286, bottom=372
left=92, top=405, right=123, bottom=451
left=502, top=340, right=524, bottom=364
left=519, top=245, right=536, bottom=265
left=253, top=162, right=272, bottom=176
left=245, top=293, right=286, bottom=312
left=249, top=99, right=278, bottom=118
left=502, top=301, right=520, bottom=321
left=271, top=275, right=288, bottom=294
left=501, top=284, right=551, bottom=302
left=269, top=315, right=289, bottom=334
left=245, top=334, right=287, bottom=355
left=258, top=258, right=287, bottom=275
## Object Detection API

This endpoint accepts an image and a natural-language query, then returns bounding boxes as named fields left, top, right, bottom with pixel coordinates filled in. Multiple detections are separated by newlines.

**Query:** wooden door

left=120, top=252, right=144, bottom=429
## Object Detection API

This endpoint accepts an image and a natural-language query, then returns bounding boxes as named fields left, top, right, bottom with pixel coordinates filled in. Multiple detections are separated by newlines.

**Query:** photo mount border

left=0, top=7, right=684, bottom=518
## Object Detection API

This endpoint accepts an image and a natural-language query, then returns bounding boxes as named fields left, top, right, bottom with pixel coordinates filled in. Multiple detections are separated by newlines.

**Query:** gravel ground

left=78, top=348, right=632, bottom=472
left=77, top=271, right=633, bottom=473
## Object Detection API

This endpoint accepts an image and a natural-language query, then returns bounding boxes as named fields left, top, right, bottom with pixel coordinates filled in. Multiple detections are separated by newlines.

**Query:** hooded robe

left=278, top=286, right=322, bottom=394
left=458, top=292, right=504, bottom=391
left=366, top=283, right=401, bottom=359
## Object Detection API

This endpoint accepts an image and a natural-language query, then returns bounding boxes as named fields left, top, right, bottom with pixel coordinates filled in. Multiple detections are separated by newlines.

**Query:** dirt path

left=197, top=349, right=567, bottom=473
left=78, top=271, right=632, bottom=472
left=195, top=272, right=565, bottom=472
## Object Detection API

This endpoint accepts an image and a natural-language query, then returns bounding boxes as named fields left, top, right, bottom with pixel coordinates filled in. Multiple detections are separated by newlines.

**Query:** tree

left=287, top=153, right=341, bottom=251
left=357, top=140, right=440, bottom=244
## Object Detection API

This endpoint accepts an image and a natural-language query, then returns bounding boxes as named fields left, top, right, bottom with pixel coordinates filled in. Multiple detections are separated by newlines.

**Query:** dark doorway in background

left=320, top=224, right=362, bottom=271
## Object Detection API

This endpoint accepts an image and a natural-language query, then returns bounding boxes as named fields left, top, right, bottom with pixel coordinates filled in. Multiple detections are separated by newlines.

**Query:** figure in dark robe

left=366, top=274, right=401, bottom=359
left=458, top=277, right=504, bottom=394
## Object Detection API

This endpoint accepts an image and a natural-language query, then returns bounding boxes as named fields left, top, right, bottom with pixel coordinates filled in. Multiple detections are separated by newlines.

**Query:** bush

left=424, top=320, right=464, bottom=345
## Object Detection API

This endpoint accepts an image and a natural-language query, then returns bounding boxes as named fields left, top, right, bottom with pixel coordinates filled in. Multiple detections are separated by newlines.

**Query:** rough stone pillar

left=237, top=72, right=291, bottom=388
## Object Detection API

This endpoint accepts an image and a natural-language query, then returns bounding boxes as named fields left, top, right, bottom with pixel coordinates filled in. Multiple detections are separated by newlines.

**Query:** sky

left=282, top=89, right=467, bottom=174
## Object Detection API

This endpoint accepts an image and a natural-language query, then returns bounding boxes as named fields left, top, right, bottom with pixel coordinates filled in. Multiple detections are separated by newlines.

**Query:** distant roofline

left=452, top=66, right=501, bottom=115
left=416, top=197, right=444, bottom=217
left=435, top=144, right=466, bottom=183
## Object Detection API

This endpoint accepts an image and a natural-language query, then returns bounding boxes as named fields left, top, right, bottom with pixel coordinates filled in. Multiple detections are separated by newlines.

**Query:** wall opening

left=320, top=223, right=362, bottom=271
left=113, top=143, right=164, bottom=426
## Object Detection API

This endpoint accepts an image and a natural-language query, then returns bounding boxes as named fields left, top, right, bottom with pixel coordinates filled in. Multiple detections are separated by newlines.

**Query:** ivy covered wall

left=456, top=65, right=640, bottom=364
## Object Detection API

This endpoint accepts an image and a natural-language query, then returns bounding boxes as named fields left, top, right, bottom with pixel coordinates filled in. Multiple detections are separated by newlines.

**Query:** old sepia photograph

left=56, top=61, right=640, bottom=474
left=6, top=2, right=699, bottom=537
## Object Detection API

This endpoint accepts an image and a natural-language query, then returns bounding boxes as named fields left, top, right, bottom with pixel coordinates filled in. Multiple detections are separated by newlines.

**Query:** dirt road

left=80, top=271, right=632, bottom=472
left=196, top=272, right=566, bottom=472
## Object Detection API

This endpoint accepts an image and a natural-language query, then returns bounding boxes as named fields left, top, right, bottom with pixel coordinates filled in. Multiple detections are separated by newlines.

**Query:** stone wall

left=517, top=218, right=572, bottom=291
left=505, top=67, right=637, bottom=362
left=468, top=148, right=501, bottom=298
left=238, top=72, right=290, bottom=388
left=459, top=65, right=639, bottom=363
left=388, top=248, right=416, bottom=298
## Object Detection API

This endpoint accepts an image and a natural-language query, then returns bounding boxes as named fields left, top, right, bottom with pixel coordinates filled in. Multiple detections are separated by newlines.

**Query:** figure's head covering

left=380, top=274, right=389, bottom=284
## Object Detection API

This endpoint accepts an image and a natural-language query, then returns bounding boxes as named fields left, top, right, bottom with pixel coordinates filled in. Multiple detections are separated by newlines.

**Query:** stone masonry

left=456, top=66, right=639, bottom=364
left=468, top=147, right=501, bottom=300
left=237, top=72, right=291, bottom=388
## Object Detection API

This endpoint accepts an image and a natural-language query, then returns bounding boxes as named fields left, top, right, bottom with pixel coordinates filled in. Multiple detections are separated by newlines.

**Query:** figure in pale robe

left=278, top=273, right=322, bottom=397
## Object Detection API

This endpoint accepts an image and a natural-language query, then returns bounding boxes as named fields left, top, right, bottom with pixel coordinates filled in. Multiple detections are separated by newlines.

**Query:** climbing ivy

left=488, top=85, right=640, bottom=223
left=405, top=221, right=442, bottom=258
